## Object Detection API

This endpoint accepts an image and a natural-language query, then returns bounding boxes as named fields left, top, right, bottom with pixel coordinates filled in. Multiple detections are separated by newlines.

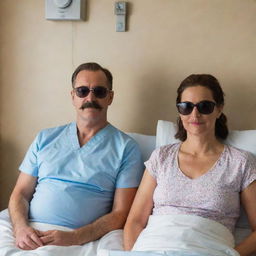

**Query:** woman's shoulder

left=151, top=142, right=180, bottom=159
left=225, top=144, right=256, bottom=164
left=145, top=143, right=180, bottom=174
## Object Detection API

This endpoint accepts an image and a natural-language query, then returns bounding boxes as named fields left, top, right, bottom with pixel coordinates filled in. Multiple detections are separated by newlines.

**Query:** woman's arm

left=123, top=169, right=156, bottom=250
left=235, top=181, right=256, bottom=256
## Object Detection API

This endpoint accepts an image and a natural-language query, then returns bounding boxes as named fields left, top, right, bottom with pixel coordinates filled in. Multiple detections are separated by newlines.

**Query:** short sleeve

left=19, top=133, right=41, bottom=177
left=144, top=148, right=161, bottom=179
left=241, top=152, right=256, bottom=191
left=115, top=141, right=144, bottom=188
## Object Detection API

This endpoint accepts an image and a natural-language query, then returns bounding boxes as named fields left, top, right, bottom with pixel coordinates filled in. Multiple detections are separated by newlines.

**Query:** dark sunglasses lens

left=93, top=86, right=108, bottom=98
left=75, top=87, right=90, bottom=98
left=197, top=101, right=215, bottom=114
left=177, top=102, right=194, bottom=115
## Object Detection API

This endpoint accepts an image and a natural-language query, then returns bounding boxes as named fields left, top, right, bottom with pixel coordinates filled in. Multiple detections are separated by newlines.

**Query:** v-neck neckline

left=175, top=143, right=226, bottom=181
left=69, top=122, right=113, bottom=151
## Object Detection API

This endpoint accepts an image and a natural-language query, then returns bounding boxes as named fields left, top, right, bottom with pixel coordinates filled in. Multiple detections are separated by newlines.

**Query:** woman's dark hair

left=175, top=74, right=229, bottom=141
left=71, top=62, right=113, bottom=90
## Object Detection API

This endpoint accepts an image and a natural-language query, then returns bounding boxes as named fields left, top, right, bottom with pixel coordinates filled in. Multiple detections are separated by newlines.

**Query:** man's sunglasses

left=73, top=86, right=111, bottom=99
left=176, top=100, right=216, bottom=115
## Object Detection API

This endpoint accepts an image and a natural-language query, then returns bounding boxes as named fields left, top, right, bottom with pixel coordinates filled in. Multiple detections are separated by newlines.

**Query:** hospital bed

left=0, top=120, right=255, bottom=256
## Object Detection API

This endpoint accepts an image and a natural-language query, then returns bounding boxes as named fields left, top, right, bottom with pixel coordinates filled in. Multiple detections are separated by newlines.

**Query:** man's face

left=71, top=70, right=114, bottom=124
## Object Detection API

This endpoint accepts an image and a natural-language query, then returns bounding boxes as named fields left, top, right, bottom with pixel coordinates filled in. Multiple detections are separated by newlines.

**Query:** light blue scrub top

left=19, top=122, right=144, bottom=228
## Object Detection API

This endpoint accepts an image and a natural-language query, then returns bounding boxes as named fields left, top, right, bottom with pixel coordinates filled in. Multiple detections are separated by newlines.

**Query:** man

left=8, top=62, right=144, bottom=250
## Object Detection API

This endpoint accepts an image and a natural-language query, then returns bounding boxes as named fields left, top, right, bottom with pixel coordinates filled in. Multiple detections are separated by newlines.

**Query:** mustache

left=80, top=101, right=102, bottom=110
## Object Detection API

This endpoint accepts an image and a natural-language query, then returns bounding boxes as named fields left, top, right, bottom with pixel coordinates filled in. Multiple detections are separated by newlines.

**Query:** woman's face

left=179, top=85, right=223, bottom=139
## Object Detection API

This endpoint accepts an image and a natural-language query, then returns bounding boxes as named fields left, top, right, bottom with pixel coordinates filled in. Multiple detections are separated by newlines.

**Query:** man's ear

left=71, top=90, right=75, bottom=105
left=108, top=91, right=114, bottom=105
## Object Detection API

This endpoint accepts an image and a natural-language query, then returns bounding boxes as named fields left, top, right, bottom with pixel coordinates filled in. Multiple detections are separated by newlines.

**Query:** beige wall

left=0, top=0, right=256, bottom=209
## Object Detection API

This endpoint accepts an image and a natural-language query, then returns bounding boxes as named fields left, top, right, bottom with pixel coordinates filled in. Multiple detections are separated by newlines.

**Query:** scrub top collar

left=69, top=122, right=114, bottom=151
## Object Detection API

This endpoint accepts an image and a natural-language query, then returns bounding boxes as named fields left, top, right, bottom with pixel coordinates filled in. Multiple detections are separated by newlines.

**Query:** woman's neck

left=181, top=135, right=224, bottom=156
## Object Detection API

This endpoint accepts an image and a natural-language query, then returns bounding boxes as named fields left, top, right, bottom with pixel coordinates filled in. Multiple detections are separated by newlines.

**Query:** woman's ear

left=217, top=105, right=224, bottom=118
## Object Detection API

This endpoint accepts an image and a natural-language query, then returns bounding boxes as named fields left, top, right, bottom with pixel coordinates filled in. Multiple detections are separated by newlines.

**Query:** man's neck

left=76, top=120, right=109, bottom=146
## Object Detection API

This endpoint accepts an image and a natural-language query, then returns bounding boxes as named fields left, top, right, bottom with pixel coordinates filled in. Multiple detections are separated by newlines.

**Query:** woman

left=124, top=74, right=256, bottom=256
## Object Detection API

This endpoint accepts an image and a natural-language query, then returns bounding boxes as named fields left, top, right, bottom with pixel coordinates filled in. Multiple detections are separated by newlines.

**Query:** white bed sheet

left=132, top=214, right=239, bottom=256
left=0, top=209, right=123, bottom=256
left=99, top=214, right=241, bottom=256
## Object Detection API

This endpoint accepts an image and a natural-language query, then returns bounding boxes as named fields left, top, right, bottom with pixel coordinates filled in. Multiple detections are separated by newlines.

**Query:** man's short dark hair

left=71, top=62, right=113, bottom=90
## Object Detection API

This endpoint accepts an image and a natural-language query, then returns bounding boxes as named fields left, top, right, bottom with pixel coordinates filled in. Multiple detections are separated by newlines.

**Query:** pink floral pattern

left=145, top=143, right=256, bottom=233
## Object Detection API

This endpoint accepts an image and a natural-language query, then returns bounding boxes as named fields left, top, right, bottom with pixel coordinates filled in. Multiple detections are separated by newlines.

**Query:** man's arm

left=39, top=187, right=137, bottom=246
left=8, top=172, right=43, bottom=250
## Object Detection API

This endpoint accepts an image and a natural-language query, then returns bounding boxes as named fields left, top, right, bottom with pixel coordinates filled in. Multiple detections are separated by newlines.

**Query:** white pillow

left=156, top=120, right=179, bottom=148
left=156, top=120, right=256, bottom=156
left=225, top=130, right=256, bottom=156
left=127, top=133, right=156, bottom=162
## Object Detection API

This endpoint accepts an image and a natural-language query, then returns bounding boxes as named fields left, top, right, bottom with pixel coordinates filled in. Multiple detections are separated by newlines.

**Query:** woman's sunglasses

left=73, top=86, right=111, bottom=99
left=176, top=100, right=216, bottom=115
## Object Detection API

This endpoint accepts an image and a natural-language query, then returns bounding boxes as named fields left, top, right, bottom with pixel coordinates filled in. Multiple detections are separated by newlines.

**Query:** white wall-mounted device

left=45, top=0, right=86, bottom=20
left=114, top=1, right=127, bottom=32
